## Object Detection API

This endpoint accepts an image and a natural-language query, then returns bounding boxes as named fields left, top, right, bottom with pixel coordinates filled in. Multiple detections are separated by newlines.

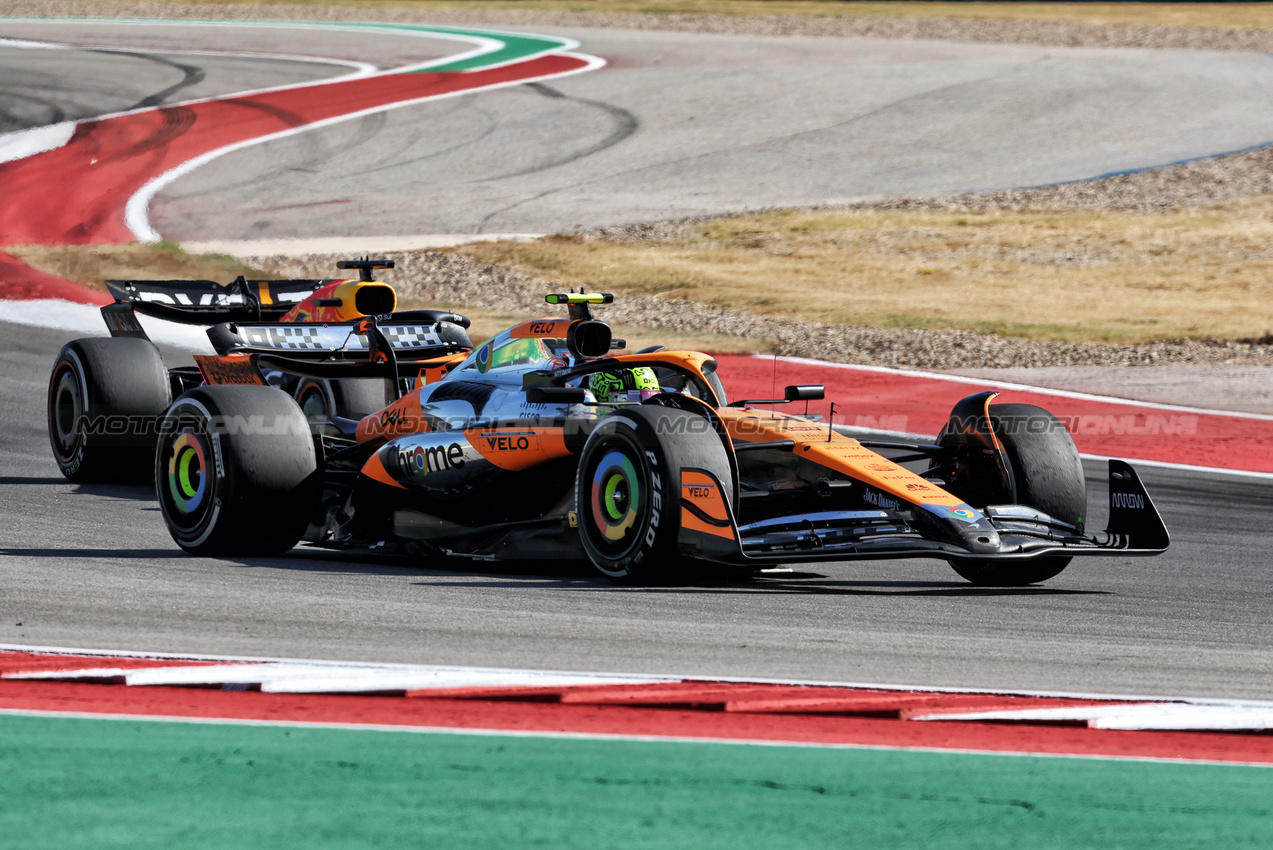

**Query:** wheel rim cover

left=590, top=450, right=640, bottom=543
left=50, top=366, right=81, bottom=458
left=299, top=386, right=328, bottom=422
left=167, top=431, right=209, bottom=514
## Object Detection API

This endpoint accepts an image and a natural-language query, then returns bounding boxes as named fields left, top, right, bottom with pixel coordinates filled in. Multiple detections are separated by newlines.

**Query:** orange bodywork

left=606, top=350, right=720, bottom=375
left=464, top=427, right=572, bottom=471
left=355, top=390, right=426, bottom=443
left=413, top=353, right=468, bottom=390
left=360, top=449, right=406, bottom=490
left=509, top=318, right=571, bottom=339
left=716, top=407, right=964, bottom=508
left=193, top=353, right=266, bottom=386
left=680, top=470, right=736, bottom=540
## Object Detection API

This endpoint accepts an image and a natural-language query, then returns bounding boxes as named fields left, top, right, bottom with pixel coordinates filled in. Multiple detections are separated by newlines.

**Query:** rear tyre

left=942, top=403, right=1085, bottom=586
left=295, top=378, right=387, bottom=433
left=577, top=405, right=732, bottom=585
left=156, top=385, right=319, bottom=556
left=48, top=337, right=171, bottom=483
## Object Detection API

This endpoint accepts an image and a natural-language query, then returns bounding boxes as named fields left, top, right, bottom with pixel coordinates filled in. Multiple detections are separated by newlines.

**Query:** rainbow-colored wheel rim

left=167, top=432, right=208, bottom=514
left=590, top=450, right=641, bottom=544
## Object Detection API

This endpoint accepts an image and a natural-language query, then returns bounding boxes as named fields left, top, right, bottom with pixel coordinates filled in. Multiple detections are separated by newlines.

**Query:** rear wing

left=103, top=276, right=338, bottom=324
left=208, top=320, right=470, bottom=361
left=215, top=318, right=472, bottom=382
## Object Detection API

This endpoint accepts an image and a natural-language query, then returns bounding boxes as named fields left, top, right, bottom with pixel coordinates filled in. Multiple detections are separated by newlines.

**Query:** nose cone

left=955, top=521, right=1002, bottom=554
left=915, top=504, right=1002, bottom=554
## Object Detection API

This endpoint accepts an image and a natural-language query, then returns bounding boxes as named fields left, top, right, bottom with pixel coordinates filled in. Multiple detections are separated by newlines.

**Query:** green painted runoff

left=1, top=714, right=1270, bottom=849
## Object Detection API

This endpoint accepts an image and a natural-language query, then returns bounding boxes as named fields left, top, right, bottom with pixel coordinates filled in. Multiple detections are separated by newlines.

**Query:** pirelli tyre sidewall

left=947, top=402, right=1085, bottom=586
left=47, top=337, right=171, bottom=483
left=577, top=405, right=730, bottom=584
left=156, top=385, right=318, bottom=556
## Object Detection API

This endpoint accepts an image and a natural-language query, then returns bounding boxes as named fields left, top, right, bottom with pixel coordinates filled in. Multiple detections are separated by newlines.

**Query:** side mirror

left=785, top=384, right=824, bottom=401
left=728, top=383, right=826, bottom=408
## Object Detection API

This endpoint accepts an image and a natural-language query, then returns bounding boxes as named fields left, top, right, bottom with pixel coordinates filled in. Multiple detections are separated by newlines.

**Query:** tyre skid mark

left=0, top=20, right=602, bottom=245
left=0, top=52, right=595, bottom=245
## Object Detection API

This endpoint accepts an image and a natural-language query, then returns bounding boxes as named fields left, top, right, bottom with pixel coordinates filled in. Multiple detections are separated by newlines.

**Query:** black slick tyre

left=295, top=378, right=388, bottom=433
left=47, top=337, right=172, bottom=483
left=577, top=405, right=732, bottom=585
left=156, top=385, right=319, bottom=556
left=944, top=403, right=1085, bottom=586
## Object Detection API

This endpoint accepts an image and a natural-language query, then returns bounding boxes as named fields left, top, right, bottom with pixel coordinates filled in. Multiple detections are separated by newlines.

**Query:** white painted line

left=0, top=652, right=673, bottom=692
left=72, top=661, right=668, bottom=692
left=912, top=703, right=1273, bottom=731
left=761, top=354, right=1273, bottom=422
left=122, top=663, right=313, bottom=686
left=0, top=36, right=69, bottom=49
left=1077, top=452, right=1273, bottom=481
left=0, top=122, right=75, bottom=165
left=124, top=50, right=607, bottom=242
left=263, top=671, right=669, bottom=694
left=5, top=667, right=139, bottom=680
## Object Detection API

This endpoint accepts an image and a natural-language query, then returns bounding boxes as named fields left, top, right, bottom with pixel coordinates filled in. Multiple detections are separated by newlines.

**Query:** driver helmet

left=589, top=367, right=661, bottom=405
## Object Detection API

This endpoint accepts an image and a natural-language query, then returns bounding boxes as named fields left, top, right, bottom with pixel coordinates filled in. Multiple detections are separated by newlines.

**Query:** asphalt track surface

left=5, top=19, right=1273, bottom=237
left=2, top=321, right=1271, bottom=700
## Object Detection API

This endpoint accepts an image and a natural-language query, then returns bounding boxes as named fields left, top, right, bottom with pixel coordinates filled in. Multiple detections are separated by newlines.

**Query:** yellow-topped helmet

left=589, top=367, right=661, bottom=404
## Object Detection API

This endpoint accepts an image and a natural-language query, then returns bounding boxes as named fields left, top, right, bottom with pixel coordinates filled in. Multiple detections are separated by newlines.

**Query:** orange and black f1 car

left=48, top=260, right=1169, bottom=585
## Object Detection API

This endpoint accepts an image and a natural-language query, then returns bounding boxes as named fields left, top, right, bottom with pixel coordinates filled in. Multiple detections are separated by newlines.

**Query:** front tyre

left=156, top=385, right=319, bottom=556
left=48, top=337, right=171, bottom=483
left=942, top=403, right=1085, bottom=586
left=577, top=405, right=732, bottom=585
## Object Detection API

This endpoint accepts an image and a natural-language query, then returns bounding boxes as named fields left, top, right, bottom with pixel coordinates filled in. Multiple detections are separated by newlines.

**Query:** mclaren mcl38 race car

left=47, top=260, right=1169, bottom=586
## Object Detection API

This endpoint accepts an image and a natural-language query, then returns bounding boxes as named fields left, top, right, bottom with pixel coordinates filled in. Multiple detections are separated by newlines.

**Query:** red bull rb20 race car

left=48, top=260, right=1169, bottom=585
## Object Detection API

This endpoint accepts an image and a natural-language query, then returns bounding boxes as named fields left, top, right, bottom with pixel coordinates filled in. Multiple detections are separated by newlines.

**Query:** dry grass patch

left=451, top=197, right=1273, bottom=344
left=5, top=242, right=266, bottom=294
